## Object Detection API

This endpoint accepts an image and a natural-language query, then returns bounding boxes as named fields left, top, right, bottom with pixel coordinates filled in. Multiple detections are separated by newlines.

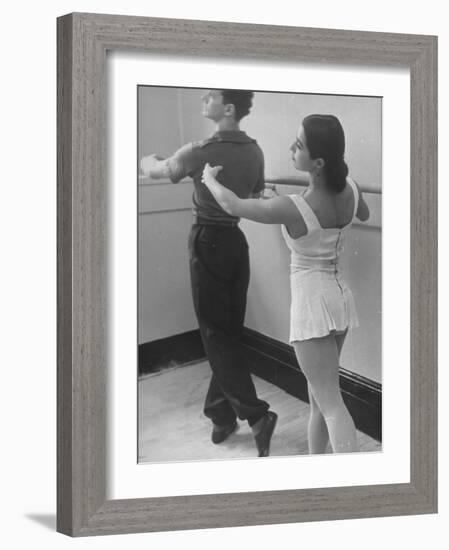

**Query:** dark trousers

left=188, top=224, right=269, bottom=427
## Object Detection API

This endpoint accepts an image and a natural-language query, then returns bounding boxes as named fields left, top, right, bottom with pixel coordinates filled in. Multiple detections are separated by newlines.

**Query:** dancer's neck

left=307, top=173, right=329, bottom=192
left=215, top=118, right=240, bottom=132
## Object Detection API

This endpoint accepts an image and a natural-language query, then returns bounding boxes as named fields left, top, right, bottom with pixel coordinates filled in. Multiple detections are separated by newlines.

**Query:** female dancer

left=202, top=114, right=370, bottom=454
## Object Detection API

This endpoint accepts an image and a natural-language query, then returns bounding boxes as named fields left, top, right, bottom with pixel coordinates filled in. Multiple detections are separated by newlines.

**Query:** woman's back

left=281, top=177, right=359, bottom=270
left=303, top=179, right=356, bottom=230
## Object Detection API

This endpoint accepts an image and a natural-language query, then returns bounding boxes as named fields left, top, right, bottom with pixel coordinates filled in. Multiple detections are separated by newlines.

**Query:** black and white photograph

left=1, top=0, right=442, bottom=544
left=137, top=86, right=382, bottom=463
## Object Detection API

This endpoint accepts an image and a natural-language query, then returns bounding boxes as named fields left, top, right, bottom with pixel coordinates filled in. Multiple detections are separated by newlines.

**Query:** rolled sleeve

left=166, top=142, right=200, bottom=183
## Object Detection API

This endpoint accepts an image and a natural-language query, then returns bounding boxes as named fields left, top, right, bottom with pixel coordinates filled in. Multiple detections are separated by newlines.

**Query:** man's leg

left=203, top=373, right=236, bottom=428
left=189, top=225, right=269, bottom=427
left=223, top=227, right=278, bottom=457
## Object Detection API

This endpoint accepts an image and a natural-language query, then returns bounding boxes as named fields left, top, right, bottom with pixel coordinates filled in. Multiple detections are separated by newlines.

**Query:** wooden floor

left=138, top=360, right=382, bottom=463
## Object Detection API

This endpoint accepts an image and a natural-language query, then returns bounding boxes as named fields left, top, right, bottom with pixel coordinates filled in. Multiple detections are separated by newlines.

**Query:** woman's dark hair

left=221, top=89, right=254, bottom=121
left=302, top=114, right=349, bottom=193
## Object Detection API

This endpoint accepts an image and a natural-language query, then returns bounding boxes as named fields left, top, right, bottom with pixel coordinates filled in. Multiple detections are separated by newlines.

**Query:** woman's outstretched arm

left=353, top=180, right=370, bottom=221
left=202, top=163, right=300, bottom=226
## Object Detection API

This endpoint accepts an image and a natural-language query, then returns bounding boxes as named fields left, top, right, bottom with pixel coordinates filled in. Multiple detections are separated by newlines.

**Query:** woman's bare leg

left=293, top=334, right=358, bottom=453
left=335, top=329, right=348, bottom=359
left=307, top=384, right=330, bottom=454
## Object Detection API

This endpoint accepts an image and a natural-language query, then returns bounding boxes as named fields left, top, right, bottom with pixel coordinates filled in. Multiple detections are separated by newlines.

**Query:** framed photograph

left=136, top=85, right=382, bottom=466
left=57, top=12, right=437, bottom=536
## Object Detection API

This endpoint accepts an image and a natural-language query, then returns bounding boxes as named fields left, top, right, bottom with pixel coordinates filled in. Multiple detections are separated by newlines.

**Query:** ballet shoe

left=211, top=420, right=237, bottom=444
left=254, top=411, right=278, bottom=457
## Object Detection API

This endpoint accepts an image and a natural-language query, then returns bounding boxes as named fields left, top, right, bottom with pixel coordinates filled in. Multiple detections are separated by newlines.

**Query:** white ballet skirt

left=281, top=177, right=360, bottom=342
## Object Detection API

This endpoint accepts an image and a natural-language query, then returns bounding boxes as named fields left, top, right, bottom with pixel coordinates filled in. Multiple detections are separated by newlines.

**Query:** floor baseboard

left=138, top=329, right=205, bottom=374
left=139, top=327, right=382, bottom=441
left=241, top=328, right=382, bottom=442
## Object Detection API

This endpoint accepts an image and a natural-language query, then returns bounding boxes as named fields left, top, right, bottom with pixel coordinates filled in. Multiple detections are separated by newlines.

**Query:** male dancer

left=140, top=89, right=277, bottom=457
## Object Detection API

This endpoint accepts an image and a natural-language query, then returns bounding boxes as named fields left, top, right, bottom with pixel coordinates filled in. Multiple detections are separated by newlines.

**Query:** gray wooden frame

left=57, top=12, right=437, bottom=537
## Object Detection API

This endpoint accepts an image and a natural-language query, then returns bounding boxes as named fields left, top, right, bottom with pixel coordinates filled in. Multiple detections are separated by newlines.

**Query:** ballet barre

left=264, top=176, right=381, bottom=195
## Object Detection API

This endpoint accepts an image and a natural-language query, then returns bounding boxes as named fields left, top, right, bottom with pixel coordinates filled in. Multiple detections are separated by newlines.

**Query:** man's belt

left=193, top=215, right=239, bottom=227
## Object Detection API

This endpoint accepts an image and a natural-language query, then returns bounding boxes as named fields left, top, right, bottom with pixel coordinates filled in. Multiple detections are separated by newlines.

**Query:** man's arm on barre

left=140, top=154, right=172, bottom=179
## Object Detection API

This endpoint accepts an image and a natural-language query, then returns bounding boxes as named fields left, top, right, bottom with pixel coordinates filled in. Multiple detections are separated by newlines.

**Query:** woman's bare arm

left=353, top=179, right=370, bottom=221
left=202, top=163, right=300, bottom=226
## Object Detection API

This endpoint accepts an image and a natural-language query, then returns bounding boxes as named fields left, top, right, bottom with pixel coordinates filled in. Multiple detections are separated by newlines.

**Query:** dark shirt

left=166, top=130, right=265, bottom=223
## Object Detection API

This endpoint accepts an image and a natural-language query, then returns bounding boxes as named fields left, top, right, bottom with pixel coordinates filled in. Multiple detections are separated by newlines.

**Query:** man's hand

left=140, top=154, right=157, bottom=176
left=140, top=154, right=169, bottom=179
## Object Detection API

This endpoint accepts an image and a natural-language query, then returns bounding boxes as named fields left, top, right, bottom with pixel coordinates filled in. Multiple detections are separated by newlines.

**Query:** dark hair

left=221, top=89, right=254, bottom=121
left=302, top=114, right=349, bottom=193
